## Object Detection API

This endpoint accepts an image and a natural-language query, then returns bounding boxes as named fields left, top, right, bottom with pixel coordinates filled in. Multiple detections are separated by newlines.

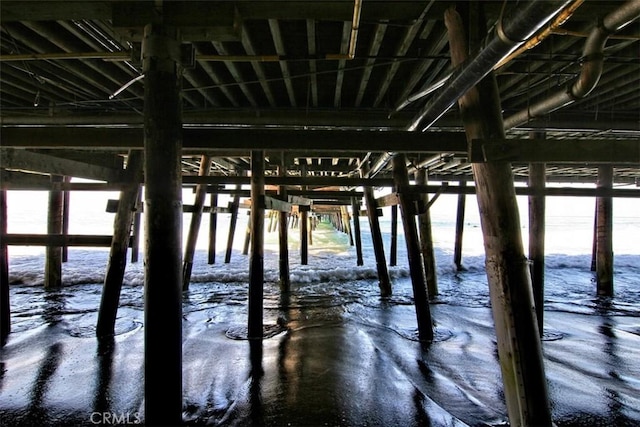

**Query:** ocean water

left=1, top=186, right=639, bottom=426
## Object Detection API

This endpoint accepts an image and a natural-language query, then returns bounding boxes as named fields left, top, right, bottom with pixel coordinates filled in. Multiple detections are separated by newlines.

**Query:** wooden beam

left=0, top=127, right=468, bottom=153
left=470, top=138, right=640, bottom=164
left=264, top=196, right=292, bottom=212
left=1, top=149, right=123, bottom=182
left=2, top=233, right=132, bottom=247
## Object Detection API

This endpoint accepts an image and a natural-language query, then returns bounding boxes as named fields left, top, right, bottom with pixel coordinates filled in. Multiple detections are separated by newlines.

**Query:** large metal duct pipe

left=504, top=0, right=640, bottom=130
left=407, top=0, right=574, bottom=132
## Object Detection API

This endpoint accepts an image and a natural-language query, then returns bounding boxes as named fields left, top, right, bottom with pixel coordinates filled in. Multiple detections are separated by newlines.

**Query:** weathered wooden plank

left=1, top=149, right=123, bottom=182
left=471, top=138, right=640, bottom=164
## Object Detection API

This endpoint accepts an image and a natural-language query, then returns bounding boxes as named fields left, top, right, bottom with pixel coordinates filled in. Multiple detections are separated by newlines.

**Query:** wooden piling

left=596, top=165, right=614, bottom=296
left=1, top=190, right=10, bottom=345
left=225, top=188, right=241, bottom=263
left=390, top=205, right=398, bottom=267
left=446, top=6, right=552, bottom=425
left=62, top=176, right=71, bottom=262
left=360, top=162, right=391, bottom=296
left=415, top=169, right=438, bottom=298
left=392, top=154, right=433, bottom=341
left=45, top=175, right=64, bottom=289
left=528, top=156, right=546, bottom=336
left=243, top=212, right=251, bottom=256
left=142, top=23, right=183, bottom=426
left=182, top=154, right=212, bottom=291
left=248, top=150, right=265, bottom=339
left=300, top=166, right=308, bottom=265
left=208, top=192, right=218, bottom=264
left=97, top=150, right=143, bottom=337
left=351, top=198, right=364, bottom=266
left=130, top=189, right=142, bottom=263
left=278, top=160, right=290, bottom=291
left=342, top=206, right=354, bottom=246
left=453, top=180, right=466, bottom=270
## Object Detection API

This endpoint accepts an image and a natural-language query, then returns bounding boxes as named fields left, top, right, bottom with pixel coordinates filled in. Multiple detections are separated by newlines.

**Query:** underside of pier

left=1, top=1, right=639, bottom=426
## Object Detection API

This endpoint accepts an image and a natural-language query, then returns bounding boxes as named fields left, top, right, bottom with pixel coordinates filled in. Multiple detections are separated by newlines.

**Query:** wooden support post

left=343, top=206, right=354, bottom=246
left=392, top=154, right=433, bottom=341
left=142, top=23, right=183, bottom=426
left=361, top=162, right=392, bottom=297
left=208, top=192, right=218, bottom=264
left=248, top=151, right=265, bottom=339
left=45, top=175, right=64, bottom=289
left=596, top=165, right=614, bottom=296
left=1, top=190, right=10, bottom=345
left=182, top=154, right=212, bottom=290
left=130, top=188, right=142, bottom=263
left=308, top=213, right=313, bottom=246
left=224, top=188, right=241, bottom=263
left=446, top=6, right=551, bottom=425
left=243, top=212, right=251, bottom=256
left=528, top=155, right=546, bottom=336
left=97, top=150, right=143, bottom=338
left=300, top=166, right=308, bottom=265
left=415, top=169, right=438, bottom=298
left=351, top=198, right=364, bottom=266
left=453, top=180, right=466, bottom=270
left=62, top=176, right=71, bottom=262
left=278, top=160, right=290, bottom=292
left=390, top=205, right=398, bottom=266
left=591, top=205, right=597, bottom=272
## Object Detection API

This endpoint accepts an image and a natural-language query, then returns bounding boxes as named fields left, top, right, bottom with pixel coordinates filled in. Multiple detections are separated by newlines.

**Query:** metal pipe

left=407, top=0, right=574, bottom=132
left=494, top=0, right=585, bottom=69
left=504, top=0, right=640, bottom=130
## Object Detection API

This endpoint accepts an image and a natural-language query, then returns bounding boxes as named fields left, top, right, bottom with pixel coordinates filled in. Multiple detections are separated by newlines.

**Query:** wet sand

left=1, top=277, right=639, bottom=427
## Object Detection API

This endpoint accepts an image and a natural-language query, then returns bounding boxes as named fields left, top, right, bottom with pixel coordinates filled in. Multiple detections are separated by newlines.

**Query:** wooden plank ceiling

left=1, top=0, right=639, bottom=186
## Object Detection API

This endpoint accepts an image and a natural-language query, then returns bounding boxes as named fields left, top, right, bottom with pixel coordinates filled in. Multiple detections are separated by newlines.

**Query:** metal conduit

left=407, top=0, right=574, bottom=132
left=359, top=0, right=573, bottom=178
left=504, top=0, right=640, bottom=130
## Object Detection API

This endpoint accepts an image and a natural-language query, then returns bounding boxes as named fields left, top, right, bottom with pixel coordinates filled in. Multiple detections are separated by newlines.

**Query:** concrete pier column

left=528, top=137, right=546, bottom=336
left=248, top=151, right=265, bottom=339
left=446, top=6, right=551, bottom=426
left=360, top=162, right=391, bottom=296
left=453, top=180, right=466, bottom=270
left=415, top=169, right=438, bottom=298
left=392, top=154, right=433, bottom=341
left=142, top=23, right=183, bottom=426
left=596, top=165, right=614, bottom=296
left=45, top=175, right=64, bottom=289
left=183, top=154, right=212, bottom=290
left=97, top=150, right=143, bottom=337
left=1, top=190, right=10, bottom=345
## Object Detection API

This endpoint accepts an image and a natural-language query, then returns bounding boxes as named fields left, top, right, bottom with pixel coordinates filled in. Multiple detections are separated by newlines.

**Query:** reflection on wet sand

left=0, top=279, right=639, bottom=426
